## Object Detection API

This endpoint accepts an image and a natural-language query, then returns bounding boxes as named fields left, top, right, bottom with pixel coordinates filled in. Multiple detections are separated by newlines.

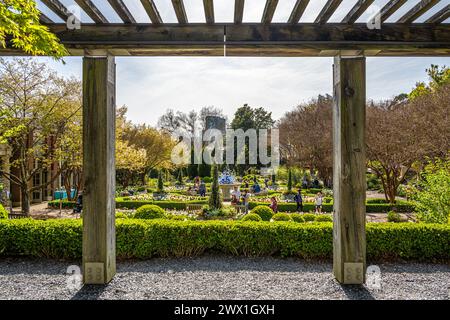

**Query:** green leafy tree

left=409, top=65, right=450, bottom=100
left=0, top=58, right=81, bottom=214
left=0, top=0, right=67, bottom=58
left=157, top=170, right=164, bottom=193
left=411, top=158, right=450, bottom=224
left=208, top=164, right=222, bottom=210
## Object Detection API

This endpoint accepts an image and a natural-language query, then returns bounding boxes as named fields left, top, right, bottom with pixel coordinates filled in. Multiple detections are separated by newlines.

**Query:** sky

left=30, top=0, right=450, bottom=126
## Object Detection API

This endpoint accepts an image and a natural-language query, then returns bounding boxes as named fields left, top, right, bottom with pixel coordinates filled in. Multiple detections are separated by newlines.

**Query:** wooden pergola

left=3, top=0, right=450, bottom=285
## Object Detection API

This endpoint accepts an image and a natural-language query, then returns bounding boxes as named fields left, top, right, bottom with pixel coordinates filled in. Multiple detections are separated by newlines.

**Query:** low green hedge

left=0, top=204, right=7, bottom=219
left=0, top=219, right=449, bottom=260
left=248, top=202, right=414, bottom=213
left=48, top=199, right=208, bottom=210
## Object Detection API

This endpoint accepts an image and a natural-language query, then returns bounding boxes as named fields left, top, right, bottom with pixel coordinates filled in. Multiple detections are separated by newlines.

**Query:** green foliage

left=157, top=171, right=164, bottom=193
left=409, top=65, right=450, bottom=100
left=290, top=213, right=305, bottom=223
left=411, top=158, right=450, bottom=224
left=115, top=212, right=129, bottom=219
left=0, top=1, right=67, bottom=58
left=208, top=164, right=222, bottom=210
left=315, top=214, right=333, bottom=222
left=272, top=213, right=292, bottom=222
left=251, top=205, right=274, bottom=221
left=0, top=204, right=7, bottom=219
left=387, top=211, right=402, bottom=223
left=134, top=205, right=165, bottom=220
left=1, top=220, right=449, bottom=260
left=287, top=169, right=293, bottom=193
left=302, top=213, right=316, bottom=222
left=241, top=213, right=262, bottom=222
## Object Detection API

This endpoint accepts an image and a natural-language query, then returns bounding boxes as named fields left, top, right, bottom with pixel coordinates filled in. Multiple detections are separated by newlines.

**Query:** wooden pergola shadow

left=3, top=0, right=449, bottom=285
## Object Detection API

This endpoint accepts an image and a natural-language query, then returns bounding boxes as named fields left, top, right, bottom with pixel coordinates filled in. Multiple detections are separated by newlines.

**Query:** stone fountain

left=218, top=170, right=241, bottom=201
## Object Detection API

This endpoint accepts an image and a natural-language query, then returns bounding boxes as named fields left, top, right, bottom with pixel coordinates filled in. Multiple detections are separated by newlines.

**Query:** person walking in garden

left=198, top=180, right=206, bottom=197
left=294, top=188, right=303, bottom=212
left=269, top=196, right=278, bottom=213
left=241, top=190, right=250, bottom=214
left=315, top=192, right=323, bottom=214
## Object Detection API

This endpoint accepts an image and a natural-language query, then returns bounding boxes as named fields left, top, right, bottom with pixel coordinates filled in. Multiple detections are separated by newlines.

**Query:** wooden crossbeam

left=425, top=4, right=450, bottom=23
left=107, top=0, right=136, bottom=24
left=380, top=0, right=407, bottom=22
left=288, top=0, right=310, bottom=24
left=314, top=0, right=343, bottom=24
left=203, top=0, right=214, bottom=24
left=41, top=0, right=71, bottom=21
left=342, top=0, right=375, bottom=24
left=234, top=0, right=245, bottom=23
left=39, top=13, right=53, bottom=24
left=398, top=0, right=440, bottom=24
left=261, top=0, right=279, bottom=24
left=140, top=0, right=163, bottom=24
left=75, top=0, right=108, bottom=24
left=171, top=0, right=188, bottom=24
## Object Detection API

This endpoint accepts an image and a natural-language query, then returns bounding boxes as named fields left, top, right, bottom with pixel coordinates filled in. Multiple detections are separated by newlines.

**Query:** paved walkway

left=0, top=256, right=448, bottom=300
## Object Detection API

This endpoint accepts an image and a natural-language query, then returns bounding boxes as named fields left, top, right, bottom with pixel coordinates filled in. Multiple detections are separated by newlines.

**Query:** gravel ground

left=0, top=256, right=448, bottom=300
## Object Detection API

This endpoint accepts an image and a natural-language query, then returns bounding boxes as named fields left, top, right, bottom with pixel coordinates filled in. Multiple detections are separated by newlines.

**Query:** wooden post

left=82, top=56, right=116, bottom=284
left=332, top=56, right=366, bottom=285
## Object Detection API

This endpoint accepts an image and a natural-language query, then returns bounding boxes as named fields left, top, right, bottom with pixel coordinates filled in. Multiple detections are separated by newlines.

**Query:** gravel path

left=0, top=256, right=448, bottom=300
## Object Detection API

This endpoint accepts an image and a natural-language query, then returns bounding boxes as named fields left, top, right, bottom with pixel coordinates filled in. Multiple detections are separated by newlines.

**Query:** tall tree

left=0, top=58, right=81, bottom=214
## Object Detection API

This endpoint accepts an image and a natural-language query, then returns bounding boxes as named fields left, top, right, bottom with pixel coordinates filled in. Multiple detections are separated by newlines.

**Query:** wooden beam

left=398, top=0, right=440, bottom=24
left=261, top=0, right=279, bottom=24
left=342, top=0, right=375, bottom=24
left=41, top=0, right=71, bottom=21
left=75, top=0, right=108, bottom=24
left=288, top=0, right=310, bottom=24
left=380, top=0, right=407, bottom=23
left=234, top=0, right=245, bottom=23
left=332, top=56, right=366, bottom=285
left=203, top=0, right=215, bottom=24
left=107, top=0, right=136, bottom=24
left=425, top=4, right=450, bottom=23
left=39, top=13, right=53, bottom=24
left=315, top=0, right=343, bottom=24
left=82, top=56, right=116, bottom=285
left=140, top=0, right=163, bottom=24
left=3, top=24, right=450, bottom=57
left=172, top=0, right=188, bottom=24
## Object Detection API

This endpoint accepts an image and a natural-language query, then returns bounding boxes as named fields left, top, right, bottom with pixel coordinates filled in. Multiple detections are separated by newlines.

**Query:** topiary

left=0, top=204, right=7, bottom=219
left=290, top=213, right=305, bottom=223
left=272, top=213, right=292, bottom=221
left=115, top=212, right=128, bottom=219
left=251, top=205, right=273, bottom=221
left=302, top=213, right=316, bottom=222
left=134, top=204, right=165, bottom=219
left=315, top=214, right=333, bottom=222
left=208, top=164, right=222, bottom=210
left=241, top=213, right=262, bottom=222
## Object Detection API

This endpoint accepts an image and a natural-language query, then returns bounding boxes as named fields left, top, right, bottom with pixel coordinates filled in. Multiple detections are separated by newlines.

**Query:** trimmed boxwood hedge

left=248, top=202, right=414, bottom=213
left=0, top=219, right=449, bottom=260
left=49, top=199, right=415, bottom=213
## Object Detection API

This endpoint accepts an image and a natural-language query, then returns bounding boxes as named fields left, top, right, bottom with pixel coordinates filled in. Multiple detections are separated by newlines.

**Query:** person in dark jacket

left=294, top=188, right=303, bottom=212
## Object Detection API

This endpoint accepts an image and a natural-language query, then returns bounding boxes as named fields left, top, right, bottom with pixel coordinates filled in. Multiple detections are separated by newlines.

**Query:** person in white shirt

left=314, top=192, right=323, bottom=214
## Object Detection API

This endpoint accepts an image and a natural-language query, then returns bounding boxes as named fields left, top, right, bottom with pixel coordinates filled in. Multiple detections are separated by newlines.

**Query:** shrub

left=208, top=164, right=222, bottom=210
left=410, top=158, right=450, bottom=224
left=134, top=205, right=165, bottom=219
left=290, top=213, right=305, bottom=223
left=0, top=204, right=7, bottom=219
left=315, top=214, right=333, bottom=222
left=166, top=214, right=188, bottom=221
left=0, top=220, right=449, bottom=260
left=251, top=205, right=273, bottom=221
left=241, top=213, right=262, bottom=222
left=115, top=212, right=129, bottom=219
left=202, top=176, right=212, bottom=183
left=387, top=211, right=402, bottom=223
left=302, top=213, right=316, bottom=222
left=272, top=213, right=292, bottom=222
left=157, top=170, right=164, bottom=193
